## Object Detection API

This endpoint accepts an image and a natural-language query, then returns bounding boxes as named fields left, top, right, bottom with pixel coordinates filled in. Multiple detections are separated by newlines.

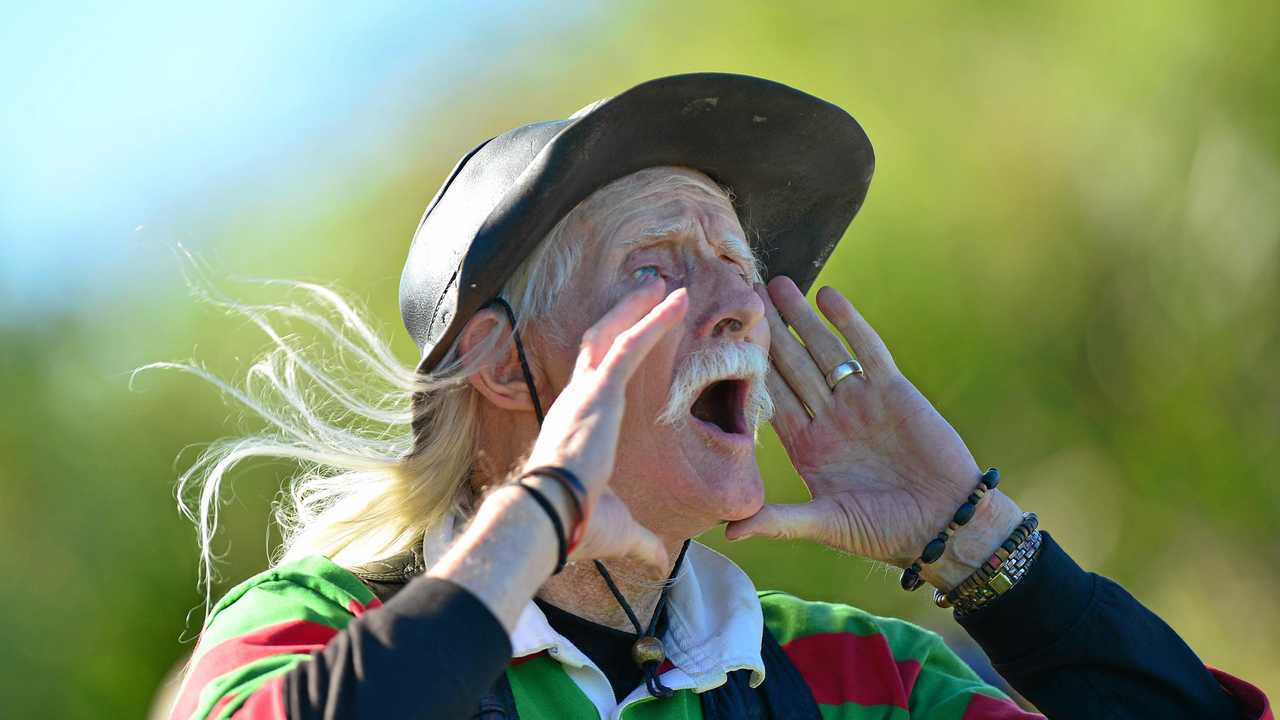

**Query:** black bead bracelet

left=900, top=468, right=1001, bottom=591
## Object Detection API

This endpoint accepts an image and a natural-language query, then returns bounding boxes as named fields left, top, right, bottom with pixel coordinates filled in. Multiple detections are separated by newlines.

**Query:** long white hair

left=141, top=168, right=740, bottom=618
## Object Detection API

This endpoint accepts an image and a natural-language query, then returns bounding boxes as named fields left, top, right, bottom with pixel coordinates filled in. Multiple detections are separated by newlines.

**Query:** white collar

left=507, top=542, right=766, bottom=719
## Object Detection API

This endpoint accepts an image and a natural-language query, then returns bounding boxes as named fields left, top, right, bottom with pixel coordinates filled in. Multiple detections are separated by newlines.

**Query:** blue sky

left=0, top=1, right=585, bottom=326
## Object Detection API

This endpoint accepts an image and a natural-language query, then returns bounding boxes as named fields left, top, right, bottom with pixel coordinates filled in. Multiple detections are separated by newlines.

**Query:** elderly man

left=168, top=74, right=1269, bottom=719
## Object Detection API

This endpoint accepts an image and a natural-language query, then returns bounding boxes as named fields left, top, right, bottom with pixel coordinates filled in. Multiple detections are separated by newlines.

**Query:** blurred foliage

left=2, top=2, right=1278, bottom=716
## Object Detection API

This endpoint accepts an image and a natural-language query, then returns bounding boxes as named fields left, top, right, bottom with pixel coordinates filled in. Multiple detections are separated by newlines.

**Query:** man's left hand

left=725, top=277, right=1023, bottom=590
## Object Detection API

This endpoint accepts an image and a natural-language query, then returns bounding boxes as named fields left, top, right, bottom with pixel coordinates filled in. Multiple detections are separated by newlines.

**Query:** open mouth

left=689, top=379, right=749, bottom=436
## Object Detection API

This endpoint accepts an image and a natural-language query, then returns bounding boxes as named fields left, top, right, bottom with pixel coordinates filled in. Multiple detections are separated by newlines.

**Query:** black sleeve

left=280, top=575, right=512, bottom=720
left=957, top=531, right=1245, bottom=719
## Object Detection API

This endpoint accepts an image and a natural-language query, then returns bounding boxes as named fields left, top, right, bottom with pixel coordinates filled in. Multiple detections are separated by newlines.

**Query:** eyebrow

left=617, top=217, right=755, bottom=263
left=617, top=217, right=701, bottom=249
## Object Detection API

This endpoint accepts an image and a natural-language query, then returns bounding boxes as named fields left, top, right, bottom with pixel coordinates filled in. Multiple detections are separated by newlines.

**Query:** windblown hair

left=144, top=168, right=739, bottom=616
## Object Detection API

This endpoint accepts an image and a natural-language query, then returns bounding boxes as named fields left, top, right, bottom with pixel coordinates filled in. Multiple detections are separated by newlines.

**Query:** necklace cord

left=594, top=539, right=692, bottom=698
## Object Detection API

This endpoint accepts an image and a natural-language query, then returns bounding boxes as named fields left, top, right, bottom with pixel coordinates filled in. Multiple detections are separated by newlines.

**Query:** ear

left=458, top=308, right=540, bottom=413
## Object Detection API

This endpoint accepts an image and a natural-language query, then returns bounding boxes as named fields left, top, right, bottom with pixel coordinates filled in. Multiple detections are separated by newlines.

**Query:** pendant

left=631, top=635, right=666, bottom=667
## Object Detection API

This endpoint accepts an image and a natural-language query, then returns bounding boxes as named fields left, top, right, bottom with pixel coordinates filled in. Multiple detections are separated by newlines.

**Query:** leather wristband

left=517, top=466, right=589, bottom=556
left=511, top=481, right=568, bottom=574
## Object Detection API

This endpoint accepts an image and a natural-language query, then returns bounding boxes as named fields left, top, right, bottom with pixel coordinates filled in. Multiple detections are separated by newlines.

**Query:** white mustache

left=656, top=343, right=774, bottom=433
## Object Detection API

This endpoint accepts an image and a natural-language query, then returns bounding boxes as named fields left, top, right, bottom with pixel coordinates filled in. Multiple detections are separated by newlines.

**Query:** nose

left=694, top=262, right=765, bottom=342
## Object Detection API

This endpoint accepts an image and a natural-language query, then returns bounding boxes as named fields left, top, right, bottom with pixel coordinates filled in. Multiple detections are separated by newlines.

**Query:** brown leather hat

left=399, top=72, right=874, bottom=373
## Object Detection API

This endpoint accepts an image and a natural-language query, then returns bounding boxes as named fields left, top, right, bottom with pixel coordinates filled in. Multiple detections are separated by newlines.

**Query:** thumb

left=618, top=521, right=671, bottom=576
left=725, top=501, right=830, bottom=542
left=571, top=494, right=671, bottom=574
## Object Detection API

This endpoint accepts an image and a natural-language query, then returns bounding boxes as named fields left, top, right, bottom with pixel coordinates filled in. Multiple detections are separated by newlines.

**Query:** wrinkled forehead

left=577, top=167, right=753, bottom=262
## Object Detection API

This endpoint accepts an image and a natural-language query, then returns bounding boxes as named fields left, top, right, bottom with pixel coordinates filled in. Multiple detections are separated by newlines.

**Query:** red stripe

left=898, top=657, right=922, bottom=698
left=1209, top=667, right=1273, bottom=720
left=233, top=676, right=288, bottom=719
left=781, top=631, right=921, bottom=708
left=510, top=650, right=548, bottom=667
left=961, top=693, right=1041, bottom=719
left=347, top=596, right=382, bottom=617
left=171, top=620, right=338, bottom=720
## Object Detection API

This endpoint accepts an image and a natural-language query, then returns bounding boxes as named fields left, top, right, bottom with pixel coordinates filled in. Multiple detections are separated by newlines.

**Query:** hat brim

left=419, top=72, right=874, bottom=373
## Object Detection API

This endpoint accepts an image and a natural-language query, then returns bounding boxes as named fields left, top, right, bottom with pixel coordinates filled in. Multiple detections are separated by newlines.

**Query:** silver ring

left=825, top=359, right=865, bottom=390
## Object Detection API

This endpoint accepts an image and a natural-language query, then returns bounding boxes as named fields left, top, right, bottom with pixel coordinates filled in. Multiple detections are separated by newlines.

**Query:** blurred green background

left=2, top=1, right=1277, bottom=716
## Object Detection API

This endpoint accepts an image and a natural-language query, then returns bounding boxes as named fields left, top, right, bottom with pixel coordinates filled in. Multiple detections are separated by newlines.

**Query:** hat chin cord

left=485, top=297, right=689, bottom=699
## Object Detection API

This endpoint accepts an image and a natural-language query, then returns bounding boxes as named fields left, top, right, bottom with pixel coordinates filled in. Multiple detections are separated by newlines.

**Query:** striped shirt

left=169, top=534, right=1272, bottom=719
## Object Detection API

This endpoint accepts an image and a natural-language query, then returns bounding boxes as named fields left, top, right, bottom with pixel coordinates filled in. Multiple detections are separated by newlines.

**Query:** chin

left=676, top=433, right=766, bottom=524
left=714, top=465, right=766, bottom=522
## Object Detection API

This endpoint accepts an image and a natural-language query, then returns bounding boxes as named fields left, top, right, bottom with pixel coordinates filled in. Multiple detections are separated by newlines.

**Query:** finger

left=758, top=283, right=830, bottom=411
left=724, top=500, right=833, bottom=543
left=767, top=276, right=854, bottom=372
left=815, top=286, right=895, bottom=375
left=764, top=366, right=810, bottom=439
left=578, top=278, right=668, bottom=370
left=597, top=288, right=688, bottom=383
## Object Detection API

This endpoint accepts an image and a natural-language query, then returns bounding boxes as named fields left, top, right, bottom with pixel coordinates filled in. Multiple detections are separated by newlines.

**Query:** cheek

left=629, top=325, right=685, bottom=406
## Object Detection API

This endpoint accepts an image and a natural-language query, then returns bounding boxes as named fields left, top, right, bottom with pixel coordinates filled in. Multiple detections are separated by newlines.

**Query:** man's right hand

left=523, top=278, right=688, bottom=573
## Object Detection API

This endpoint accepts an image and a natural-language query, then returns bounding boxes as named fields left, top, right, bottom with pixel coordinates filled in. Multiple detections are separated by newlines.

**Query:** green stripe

left=817, top=702, right=911, bottom=720
left=620, top=690, right=702, bottom=720
left=210, top=664, right=292, bottom=720
left=760, top=590, right=891, bottom=643
left=759, top=590, right=939, bottom=664
left=508, top=656, right=599, bottom=720
left=194, top=654, right=302, bottom=719
left=197, top=556, right=373, bottom=652
left=906, top=635, right=1011, bottom=718
left=869, top=615, right=952, bottom=666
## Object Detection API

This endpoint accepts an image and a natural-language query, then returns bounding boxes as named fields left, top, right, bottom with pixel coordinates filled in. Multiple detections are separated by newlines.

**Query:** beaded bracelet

left=935, top=513, right=1041, bottom=614
left=900, top=468, right=1001, bottom=591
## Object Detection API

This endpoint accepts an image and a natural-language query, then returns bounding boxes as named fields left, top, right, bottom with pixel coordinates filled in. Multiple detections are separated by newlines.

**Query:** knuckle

left=612, top=330, right=643, bottom=355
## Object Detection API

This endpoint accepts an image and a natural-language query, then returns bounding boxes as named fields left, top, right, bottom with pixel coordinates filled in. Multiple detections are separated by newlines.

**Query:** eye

left=631, top=265, right=662, bottom=282
left=722, top=255, right=752, bottom=283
